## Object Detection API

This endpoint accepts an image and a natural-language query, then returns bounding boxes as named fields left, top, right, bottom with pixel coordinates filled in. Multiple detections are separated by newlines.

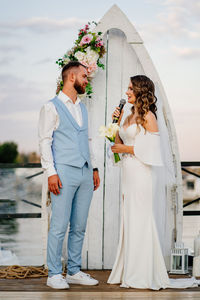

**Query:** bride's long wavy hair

left=130, top=75, right=157, bottom=127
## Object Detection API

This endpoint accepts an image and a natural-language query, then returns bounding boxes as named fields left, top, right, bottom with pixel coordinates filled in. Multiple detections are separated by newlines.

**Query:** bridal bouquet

left=56, top=21, right=106, bottom=98
left=99, top=123, right=121, bottom=163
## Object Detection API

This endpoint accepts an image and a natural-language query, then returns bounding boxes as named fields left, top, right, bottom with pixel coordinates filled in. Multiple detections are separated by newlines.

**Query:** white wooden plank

left=96, top=4, right=143, bottom=44
left=81, top=40, right=107, bottom=269
left=103, top=29, right=125, bottom=269
left=41, top=171, right=49, bottom=268
left=120, top=32, right=145, bottom=122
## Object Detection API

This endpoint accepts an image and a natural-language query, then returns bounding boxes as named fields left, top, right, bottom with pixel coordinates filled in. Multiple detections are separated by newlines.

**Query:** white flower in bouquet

left=74, top=51, right=86, bottom=62
left=99, top=123, right=119, bottom=139
left=86, top=47, right=99, bottom=64
left=99, top=125, right=108, bottom=137
left=63, top=57, right=70, bottom=65
left=106, top=123, right=119, bottom=139
left=99, top=123, right=120, bottom=163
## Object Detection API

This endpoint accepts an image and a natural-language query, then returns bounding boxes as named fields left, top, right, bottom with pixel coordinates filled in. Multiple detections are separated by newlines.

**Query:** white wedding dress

left=107, top=124, right=199, bottom=290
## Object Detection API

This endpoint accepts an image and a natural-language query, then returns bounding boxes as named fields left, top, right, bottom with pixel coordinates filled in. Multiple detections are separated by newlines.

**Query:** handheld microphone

left=112, top=99, right=126, bottom=123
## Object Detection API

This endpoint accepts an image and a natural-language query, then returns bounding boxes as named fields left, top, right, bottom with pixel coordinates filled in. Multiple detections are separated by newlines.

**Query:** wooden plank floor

left=1, top=291, right=200, bottom=300
left=1, top=270, right=200, bottom=300
left=0, top=270, right=200, bottom=292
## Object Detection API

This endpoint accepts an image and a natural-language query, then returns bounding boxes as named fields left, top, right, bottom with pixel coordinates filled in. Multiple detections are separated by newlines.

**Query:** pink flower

left=80, top=34, right=93, bottom=46
left=96, top=38, right=104, bottom=47
left=85, top=24, right=89, bottom=30
left=79, top=29, right=87, bottom=36
left=87, top=62, right=98, bottom=77
left=98, top=40, right=104, bottom=46
left=80, top=61, right=88, bottom=68
left=80, top=61, right=98, bottom=77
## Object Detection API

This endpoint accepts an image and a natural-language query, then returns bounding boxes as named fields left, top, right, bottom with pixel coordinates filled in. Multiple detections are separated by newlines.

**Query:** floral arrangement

left=56, top=21, right=106, bottom=98
left=99, top=123, right=121, bottom=163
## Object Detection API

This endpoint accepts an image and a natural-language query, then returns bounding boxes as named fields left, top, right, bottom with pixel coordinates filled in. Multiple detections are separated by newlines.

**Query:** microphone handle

left=113, top=103, right=124, bottom=123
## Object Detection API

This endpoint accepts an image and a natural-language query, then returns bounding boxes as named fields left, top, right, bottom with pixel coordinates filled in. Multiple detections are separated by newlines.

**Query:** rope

left=0, top=265, right=48, bottom=279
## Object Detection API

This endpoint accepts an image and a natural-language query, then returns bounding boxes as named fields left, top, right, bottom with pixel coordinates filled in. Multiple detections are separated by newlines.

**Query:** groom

left=38, top=61, right=100, bottom=289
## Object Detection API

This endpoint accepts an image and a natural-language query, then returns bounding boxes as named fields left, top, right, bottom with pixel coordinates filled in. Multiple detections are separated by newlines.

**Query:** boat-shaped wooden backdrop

left=42, top=4, right=183, bottom=270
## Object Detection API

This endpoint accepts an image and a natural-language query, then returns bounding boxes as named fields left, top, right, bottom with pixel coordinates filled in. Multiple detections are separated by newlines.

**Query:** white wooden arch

left=42, top=4, right=183, bottom=270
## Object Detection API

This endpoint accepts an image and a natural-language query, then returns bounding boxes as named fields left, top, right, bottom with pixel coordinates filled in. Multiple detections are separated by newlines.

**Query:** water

left=0, top=168, right=44, bottom=266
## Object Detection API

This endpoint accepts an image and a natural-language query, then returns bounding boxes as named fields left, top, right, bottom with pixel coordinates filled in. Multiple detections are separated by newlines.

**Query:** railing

left=0, top=163, right=42, bottom=219
left=181, top=162, right=200, bottom=216
left=0, top=162, right=200, bottom=219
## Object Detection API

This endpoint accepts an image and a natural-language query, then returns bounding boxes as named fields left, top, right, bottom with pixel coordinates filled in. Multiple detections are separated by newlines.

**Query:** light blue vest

left=50, top=96, right=91, bottom=168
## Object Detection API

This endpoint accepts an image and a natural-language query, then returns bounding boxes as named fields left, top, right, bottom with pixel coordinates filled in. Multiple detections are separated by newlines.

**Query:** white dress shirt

left=38, top=91, right=96, bottom=177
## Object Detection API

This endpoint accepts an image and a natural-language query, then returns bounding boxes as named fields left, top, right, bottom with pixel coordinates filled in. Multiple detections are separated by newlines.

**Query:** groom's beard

left=74, top=79, right=86, bottom=94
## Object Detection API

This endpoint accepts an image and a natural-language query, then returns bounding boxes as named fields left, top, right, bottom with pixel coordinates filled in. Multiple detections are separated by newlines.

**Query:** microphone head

left=120, top=99, right=126, bottom=106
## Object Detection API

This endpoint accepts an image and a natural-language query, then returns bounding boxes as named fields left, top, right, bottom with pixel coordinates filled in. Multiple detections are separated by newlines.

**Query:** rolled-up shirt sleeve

left=134, top=126, right=163, bottom=166
left=38, top=102, right=58, bottom=177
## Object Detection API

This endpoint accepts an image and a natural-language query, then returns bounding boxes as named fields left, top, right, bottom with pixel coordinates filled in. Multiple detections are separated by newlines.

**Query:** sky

left=0, top=0, right=199, bottom=161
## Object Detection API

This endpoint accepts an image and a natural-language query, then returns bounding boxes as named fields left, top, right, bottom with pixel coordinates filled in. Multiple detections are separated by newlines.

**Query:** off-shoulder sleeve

left=134, top=126, right=163, bottom=166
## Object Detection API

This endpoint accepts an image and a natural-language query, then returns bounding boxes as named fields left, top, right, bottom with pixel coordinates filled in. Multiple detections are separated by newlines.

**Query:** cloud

left=0, top=17, right=87, bottom=35
left=138, top=0, right=200, bottom=42
left=0, top=111, right=38, bottom=122
left=0, top=74, right=46, bottom=113
left=0, top=45, right=23, bottom=53
left=164, top=0, right=200, bottom=19
left=0, top=56, right=13, bottom=66
left=0, top=74, right=49, bottom=152
left=172, top=47, right=200, bottom=59
left=34, top=58, right=52, bottom=65
left=0, top=45, right=25, bottom=66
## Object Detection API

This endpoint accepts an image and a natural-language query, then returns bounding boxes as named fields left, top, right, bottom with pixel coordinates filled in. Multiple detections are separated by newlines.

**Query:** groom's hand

left=48, top=174, right=62, bottom=195
left=93, top=170, right=100, bottom=191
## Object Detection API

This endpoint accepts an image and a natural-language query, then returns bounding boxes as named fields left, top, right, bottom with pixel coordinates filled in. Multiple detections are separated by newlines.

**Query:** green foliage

left=0, top=141, right=18, bottom=163
left=97, top=61, right=105, bottom=69
left=85, top=82, right=93, bottom=98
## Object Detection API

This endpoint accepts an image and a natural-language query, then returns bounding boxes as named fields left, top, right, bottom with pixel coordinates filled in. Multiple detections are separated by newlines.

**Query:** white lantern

left=170, top=242, right=189, bottom=274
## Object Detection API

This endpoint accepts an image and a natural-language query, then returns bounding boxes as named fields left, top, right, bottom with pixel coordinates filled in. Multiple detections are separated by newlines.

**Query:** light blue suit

left=47, top=96, right=93, bottom=276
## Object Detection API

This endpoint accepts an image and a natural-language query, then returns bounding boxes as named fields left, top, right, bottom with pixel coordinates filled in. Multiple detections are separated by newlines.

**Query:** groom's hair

left=62, top=61, right=86, bottom=83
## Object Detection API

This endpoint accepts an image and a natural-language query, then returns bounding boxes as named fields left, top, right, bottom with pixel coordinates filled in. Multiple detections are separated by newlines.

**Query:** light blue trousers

left=47, top=163, right=93, bottom=277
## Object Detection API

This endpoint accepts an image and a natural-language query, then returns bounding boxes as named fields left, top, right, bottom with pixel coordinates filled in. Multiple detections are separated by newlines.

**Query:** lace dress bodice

left=119, top=124, right=138, bottom=146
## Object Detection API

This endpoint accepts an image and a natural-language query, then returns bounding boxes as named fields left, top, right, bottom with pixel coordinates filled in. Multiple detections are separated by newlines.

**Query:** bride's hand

left=112, top=107, right=124, bottom=125
left=111, top=144, right=134, bottom=154
left=111, top=144, right=125, bottom=153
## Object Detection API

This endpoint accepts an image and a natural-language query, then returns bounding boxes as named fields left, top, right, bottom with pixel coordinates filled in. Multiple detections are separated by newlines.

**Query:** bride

left=107, top=75, right=198, bottom=290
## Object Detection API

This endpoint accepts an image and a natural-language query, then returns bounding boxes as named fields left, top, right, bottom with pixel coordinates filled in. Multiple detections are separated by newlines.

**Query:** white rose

left=63, top=57, right=70, bottom=64
left=74, top=51, right=86, bottom=62
left=85, top=47, right=99, bottom=64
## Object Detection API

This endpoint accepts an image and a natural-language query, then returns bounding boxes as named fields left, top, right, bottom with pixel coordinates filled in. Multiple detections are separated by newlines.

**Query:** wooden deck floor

left=1, top=270, right=200, bottom=300
left=1, top=291, right=200, bottom=300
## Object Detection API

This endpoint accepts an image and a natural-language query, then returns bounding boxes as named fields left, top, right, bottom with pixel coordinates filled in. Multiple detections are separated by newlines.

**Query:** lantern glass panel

left=173, top=255, right=182, bottom=270
left=184, top=254, right=188, bottom=270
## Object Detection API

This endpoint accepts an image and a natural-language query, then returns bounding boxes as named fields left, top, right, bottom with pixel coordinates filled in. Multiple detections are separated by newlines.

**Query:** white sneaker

left=47, top=274, right=69, bottom=289
left=66, top=271, right=99, bottom=285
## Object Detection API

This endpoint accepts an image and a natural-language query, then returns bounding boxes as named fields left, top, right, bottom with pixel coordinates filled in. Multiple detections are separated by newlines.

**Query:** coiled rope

left=0, top=265, right=48, bottom=279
